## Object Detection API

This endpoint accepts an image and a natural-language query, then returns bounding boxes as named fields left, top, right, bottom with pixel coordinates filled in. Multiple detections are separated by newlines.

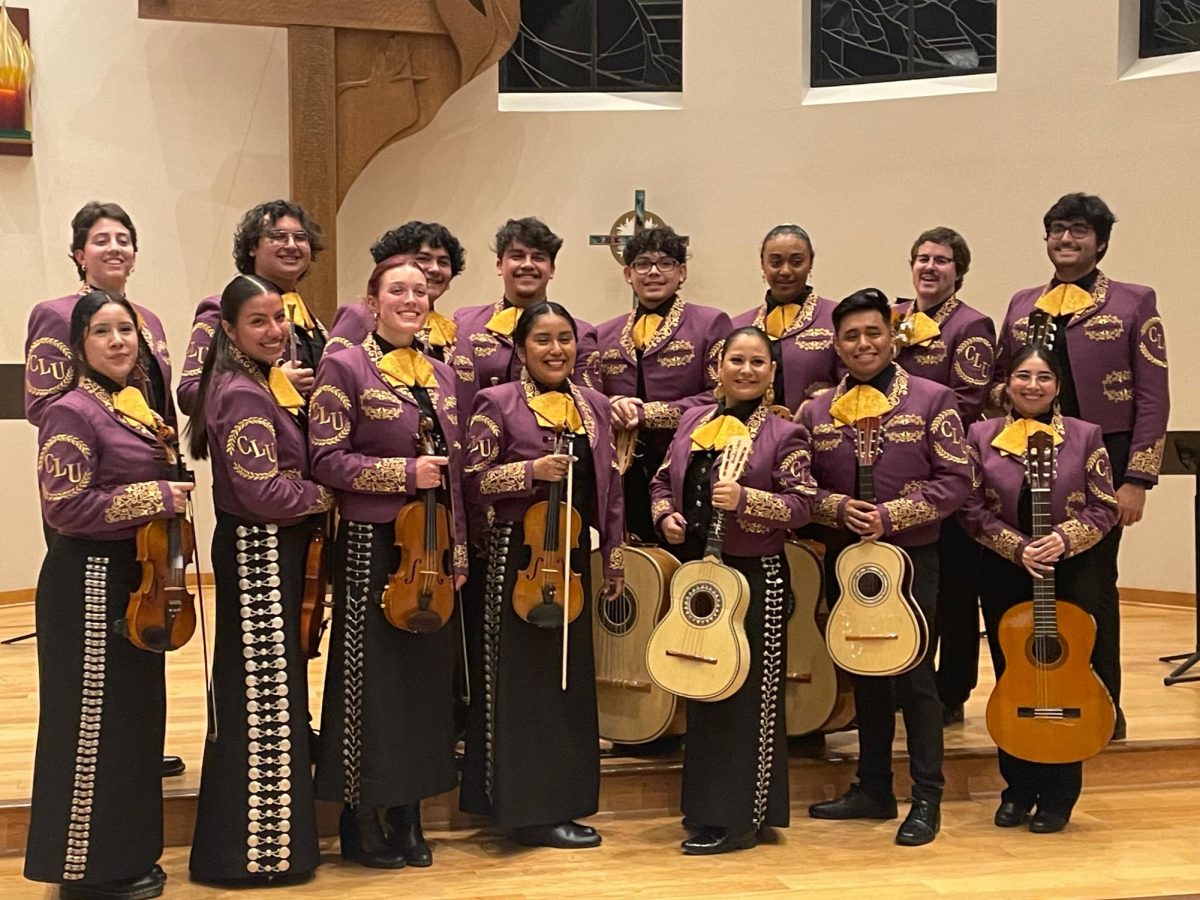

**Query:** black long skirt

left=459, top=522, right=600, bottom=828
left=189, top=516, right=320, bottom=882
left=680, top=553, right=791, bottom=833
left=25, top=536, right=165, bottom=886
left=314, top=518, right=457, bottom=808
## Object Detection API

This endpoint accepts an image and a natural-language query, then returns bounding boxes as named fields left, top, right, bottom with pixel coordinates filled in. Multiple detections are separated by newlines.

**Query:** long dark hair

left=68, top=289, right=145, bottom=386
left=185, top=275, right=280, bottom=460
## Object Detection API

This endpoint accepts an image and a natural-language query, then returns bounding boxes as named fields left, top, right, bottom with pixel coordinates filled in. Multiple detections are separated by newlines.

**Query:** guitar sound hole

left=599, top=590, right=636, bottom=635
left=1029, top=634, right=1065, bottom=667
left=855, top=570, right=884, bottom=601
left=689, top=592, right=715, bottom=619
left=682, top=582, right=722, bottom=627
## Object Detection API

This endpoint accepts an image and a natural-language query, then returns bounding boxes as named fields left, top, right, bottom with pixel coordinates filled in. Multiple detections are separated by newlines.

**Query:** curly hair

left=492, top=217, right=563, bottom=262
left=370, top=220, right=466, bottom=275
left=622, top=225, right=688, bottom=266
left=232, top=200, right=326, bottom=276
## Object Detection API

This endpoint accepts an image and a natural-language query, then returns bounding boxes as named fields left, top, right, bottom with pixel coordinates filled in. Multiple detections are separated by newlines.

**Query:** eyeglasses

left=264, top=229, right=310, bottom=245
left=631, top=258, right=680, bottom=274
left=1010, top=371, right=1057, bottom=385
left=913, top=254, right=954, bottom=267
left=1047, top=222, right=1093, bottom=239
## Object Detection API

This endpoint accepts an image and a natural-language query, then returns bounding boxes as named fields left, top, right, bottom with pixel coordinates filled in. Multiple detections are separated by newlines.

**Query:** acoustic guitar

left=985, top=431, right=1115, bottom=763
left=591, top=544, right=685, bottom=744
left=784, top=539, right=839, bottom=736
left=826, top=416, right=928, bottom=677
left=646, top=435, right=754, bottom=702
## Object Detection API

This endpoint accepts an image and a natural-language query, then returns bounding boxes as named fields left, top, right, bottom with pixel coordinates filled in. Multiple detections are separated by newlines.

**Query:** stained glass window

left=1140, top=0, right=1200, bottom=58
left=812, top=1, right=997, bottom=88
left=499, top=0, right=683, bottom=92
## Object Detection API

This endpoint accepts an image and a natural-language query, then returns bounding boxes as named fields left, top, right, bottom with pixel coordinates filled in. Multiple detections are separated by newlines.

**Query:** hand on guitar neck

left=1022, top=532, right=1065, bottom=579
left=610, top=395, right=643, bottom=430
left=844, top=498, right=883, bottom=540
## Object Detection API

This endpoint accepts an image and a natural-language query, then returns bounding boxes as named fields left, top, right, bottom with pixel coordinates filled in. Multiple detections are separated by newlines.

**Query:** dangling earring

left=1052, top=398, right=1062, bottom=419
left=764, top=386, right=776, bottom=406
left=714, top=383, right=726, bottom=403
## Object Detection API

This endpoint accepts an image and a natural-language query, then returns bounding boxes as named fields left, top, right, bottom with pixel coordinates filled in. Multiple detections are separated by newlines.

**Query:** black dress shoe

left=895, top=800, right=940, bottom=846
left=1112, top=708, right=1127, bottom=741
left=1029, top=810, right=1069, bottom=833
left=339, top=805, right=408, bottom=868
left=942, top=703, right=965, bottom=726
left=386, top=802, right=432, bottom=867
left=993, top=800, right=1031, bottom=828
left=60, top=866, right=166, bottom=900
left=160, top=755, right=185, bottom=778
left=681, top=826, right=757, bottom=855
left=809, top=784, right=898, bottom=820
left=512, top=821, right=602, bottom=849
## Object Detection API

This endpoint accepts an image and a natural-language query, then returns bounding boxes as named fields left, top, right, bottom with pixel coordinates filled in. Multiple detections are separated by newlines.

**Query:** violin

left=298, top=517, right=332, bottom=658
left=119, top=439, right=197, bottom=652
left=513, top=429, right=583, bottom=630
left=381, top=415, right=455, bottom=633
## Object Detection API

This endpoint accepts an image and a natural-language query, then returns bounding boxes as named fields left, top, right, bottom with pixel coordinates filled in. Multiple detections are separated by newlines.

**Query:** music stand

left=1158, top=431, right=1200, bottom=685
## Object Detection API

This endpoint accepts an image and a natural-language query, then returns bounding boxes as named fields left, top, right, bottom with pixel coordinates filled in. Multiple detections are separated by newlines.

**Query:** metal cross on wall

left=590, top=189, right=688, bottom=307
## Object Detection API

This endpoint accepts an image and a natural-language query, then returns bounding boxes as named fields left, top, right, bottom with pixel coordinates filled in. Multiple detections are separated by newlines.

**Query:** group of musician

left=21, top=191, right=1168, bottom=897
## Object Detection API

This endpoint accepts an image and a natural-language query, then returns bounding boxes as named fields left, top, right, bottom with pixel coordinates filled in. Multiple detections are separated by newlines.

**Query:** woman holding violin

left=650, top=325, right=816, bottom=855
left=185, top=275, right=333, bottom=886
left=308, top=260, right=468, bottom=869
left=459, top=301, right=624, bottom=849
left=25, top=291, right=193, bottom=899
left=960, top=345, right=1118, bottom=833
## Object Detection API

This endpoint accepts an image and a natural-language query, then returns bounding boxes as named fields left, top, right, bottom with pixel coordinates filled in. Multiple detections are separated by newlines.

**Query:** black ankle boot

left=386, top=802, right=432, bottom=867
left=339, top=804, right=408, bottom=869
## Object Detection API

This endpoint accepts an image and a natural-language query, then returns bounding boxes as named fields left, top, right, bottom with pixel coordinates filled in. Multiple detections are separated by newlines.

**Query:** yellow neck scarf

left=893, top=309, right=941, bottom=348
left=113, top=385, right=156, bottom=429
left=527, top=389, right=585, bottom=434
left=379, top=347, right=437, bottom=388
left=282, top=291, right=316, bottom=332
left=424, top=310, right=457, bottom=348
left=991, top=417, right=1063, bottom=456
left=690, top=414, right=751, bottom=451
left=268, top=366, right=306, bottom=412
left=764, top=303, right=800, bottom=340
left=829, top=384, right=894, bottom=427
left=632, top=313, right=663, bottom=351
left=485, top=305, right=521, bottom=337
left=1034, top=283, right=1093, bottom=318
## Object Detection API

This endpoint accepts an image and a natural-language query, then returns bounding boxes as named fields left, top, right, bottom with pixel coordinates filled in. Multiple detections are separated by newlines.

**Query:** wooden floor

left=3, top=786, right=1200, bottom=899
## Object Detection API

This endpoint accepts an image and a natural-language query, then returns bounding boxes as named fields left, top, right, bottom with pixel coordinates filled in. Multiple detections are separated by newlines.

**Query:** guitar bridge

left=843, top=633, right=899, bottom=641
left=664, top=649, right=718, bottom=665
left=1016, top=707, right=1082, bottom=719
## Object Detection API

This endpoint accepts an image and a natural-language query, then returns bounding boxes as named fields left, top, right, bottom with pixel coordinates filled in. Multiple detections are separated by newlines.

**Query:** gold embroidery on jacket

left=1127, top=436, right=1165, bottom=478
left=39, top=434, right=94, bottom=501
left=1058, top=519, right=1103, bottom=555
left=480, top=461, right=527, bottom=496
left=742, top=487, right=792, bottom=523
left=1101, top=370, right=1133, bottom=403
left=1139, top=316, right=1168, bottom=368
left=104, top=481, right=165, bottom=523
left=882, top=497, right=939, bottom=532
left=351, top=458, right=407, bottom=493
left=1083, top=314, right=1124, bottom=342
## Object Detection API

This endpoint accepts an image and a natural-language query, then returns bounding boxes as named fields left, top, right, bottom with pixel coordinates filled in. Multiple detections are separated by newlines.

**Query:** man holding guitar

left=800, top=289, right=971, bottom=846
left=992, top=193, right=1170, bottom=741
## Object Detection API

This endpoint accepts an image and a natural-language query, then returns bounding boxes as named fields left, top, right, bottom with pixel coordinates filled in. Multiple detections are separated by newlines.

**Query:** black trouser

left=933, top=516, right=981, bottom=707
left=1091, top=429, right=1131, bottom=711
left=826, top=541, right=944, bottom=804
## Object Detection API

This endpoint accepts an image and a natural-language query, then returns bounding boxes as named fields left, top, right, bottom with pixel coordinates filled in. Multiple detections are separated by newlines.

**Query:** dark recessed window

left=499, top=0, right=682, bottom=92
left=1140, top=0, right=1200, bottom=58
left=812, top=0, right=997, bottom=88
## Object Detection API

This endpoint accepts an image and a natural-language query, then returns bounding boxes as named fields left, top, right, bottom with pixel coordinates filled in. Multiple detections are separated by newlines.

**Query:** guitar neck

left=857, top=463, right=875, bottom=505
left=1030, top=486, right=1058, bottom=634
left=703, top=509, right=727, bottom=559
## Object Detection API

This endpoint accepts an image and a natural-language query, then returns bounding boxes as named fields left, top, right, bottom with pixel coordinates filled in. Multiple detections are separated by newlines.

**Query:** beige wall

left=3, top=1, right=1198, bottom=592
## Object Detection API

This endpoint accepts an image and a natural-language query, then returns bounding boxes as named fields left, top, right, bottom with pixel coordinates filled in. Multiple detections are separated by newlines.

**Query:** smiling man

left=992, top=193, right=1170, bottom=741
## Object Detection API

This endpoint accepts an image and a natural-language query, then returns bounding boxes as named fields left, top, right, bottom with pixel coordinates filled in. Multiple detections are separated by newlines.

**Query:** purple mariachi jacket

left=450, top=299, right=602, bottom=416
left=799, top=367, right=972, bottom=548
left=648, top=402, right=817, bottom=556
left=308, top=336, right=469, bottom=577
left=892, top=295, right=996, bottom=424
left=177, top=295, right=330, bottom=416
left=204, top=351, right=332, bottom=526
left=992, top=273, right=1169, bottom=486
left=36, top=378, right=175, bottom=541
left=732, top=292, right=841, bottom=408
left=25, top=290, right=175, bottom=428
left=463, top=374, right=625, bottom=579
left=325, top=301, right=373, bottom=355
left=960, top=415, right=1118, bottom=565
left=595, top=299, right=731, bottom=431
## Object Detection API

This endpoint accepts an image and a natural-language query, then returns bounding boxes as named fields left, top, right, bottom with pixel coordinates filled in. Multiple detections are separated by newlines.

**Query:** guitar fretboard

left=1030, top=485, right=1058, bottom=636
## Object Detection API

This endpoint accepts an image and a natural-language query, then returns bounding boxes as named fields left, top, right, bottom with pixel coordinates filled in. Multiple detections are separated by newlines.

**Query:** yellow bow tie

left=114, top=385, right=156, bottom=429
left=690, top=414, right=751, bottom=451
left=1035, top=284, right=1093, bottom=318
left=282, top=292, right=316, bottom=332
left=268, top=366, right=306, bottom=412
left=829, top=385, right=894, bottom=427
left=485, top=305, right=521, bottom=337
left=379, top=348, right=437, bottom=388
left=424, top=310, right=457, bottom=348
left=893, top=309, right=941, bottom=348
left=527, top=389, right=585, bottom=434
left=632, top=313, right=663, bottom=351
left=991, top=418, right=1063, bottom=456
left=764, top=303, right=800, bottom=340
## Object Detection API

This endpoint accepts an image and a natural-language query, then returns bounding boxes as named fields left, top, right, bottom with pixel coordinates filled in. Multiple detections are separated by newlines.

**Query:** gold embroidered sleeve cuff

left=104, top=481, right=167, bottom=524
left=642, top=401, right=681, bottom=430
left=739, top=487, right=794, bottom=524
left=453, top=543, right=469, bottom=575
left=351, top=457, right=409, bottom=494
left=607, top=545, right=625, bottom=577
left=479, top=461, right=531, bottom=497
left=814, top=493, right=849, bottom=528
left=1055, top=520, right=1104, bottom=557
left=880, top=497, right=940, bottom=534
left=1126, top=436, right=1165, bottom=481
left=980, top=527, right=1025, bottom=564
left=651, top=497, right=673, bottom=525
left=306, top=486, right=334, bottom=514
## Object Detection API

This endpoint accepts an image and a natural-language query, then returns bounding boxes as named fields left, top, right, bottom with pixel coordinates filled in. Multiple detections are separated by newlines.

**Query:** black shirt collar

left=850, top=362, right=896, bottom=394
left=719, top=397, right=759, bottom=423
left=765, top=285, right=811, bottom=311
left=636, top=294, right=676, bottom=320
left=87, top=371, right=124, bottom=395
left=1050, top=268, right=1099, bottom=293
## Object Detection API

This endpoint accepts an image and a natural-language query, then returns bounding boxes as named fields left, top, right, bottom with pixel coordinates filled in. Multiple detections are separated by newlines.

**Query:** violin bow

left=561, top=431, right=575, bottom=692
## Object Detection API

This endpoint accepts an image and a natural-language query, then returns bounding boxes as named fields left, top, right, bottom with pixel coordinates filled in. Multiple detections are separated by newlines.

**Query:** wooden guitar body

left=986, top=599, right=1115, bottom=763
left=827, top=539, right=926, bottom=677
left=646, top=556, right=752, bottom=702
left=784, top=539, right=839, bottom=735
left=592, top=545, right=685, bottom=743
